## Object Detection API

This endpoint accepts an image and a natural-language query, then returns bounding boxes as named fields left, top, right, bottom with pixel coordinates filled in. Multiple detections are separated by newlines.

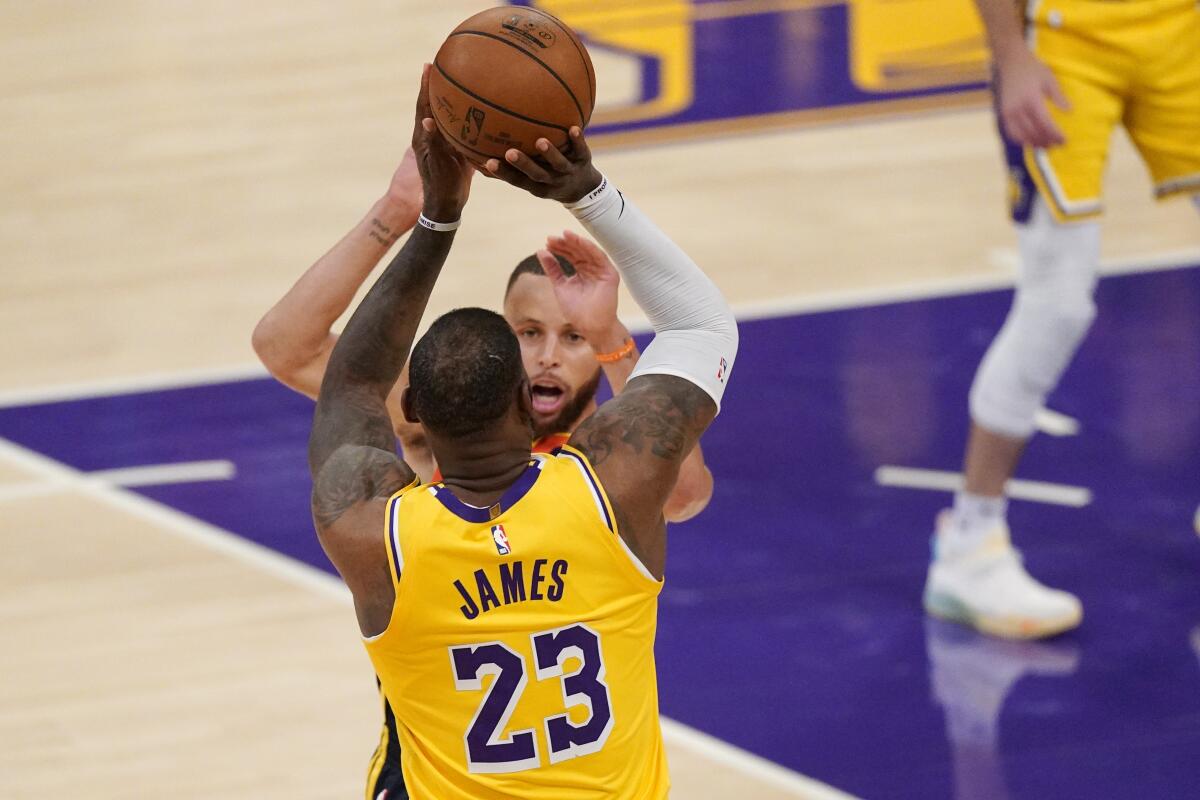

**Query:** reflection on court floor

left=2, top=264, right=1199, bottom=800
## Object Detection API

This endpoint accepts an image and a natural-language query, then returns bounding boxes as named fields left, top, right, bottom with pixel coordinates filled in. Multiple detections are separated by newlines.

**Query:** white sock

left=948, top=492, right=1008, bottom=546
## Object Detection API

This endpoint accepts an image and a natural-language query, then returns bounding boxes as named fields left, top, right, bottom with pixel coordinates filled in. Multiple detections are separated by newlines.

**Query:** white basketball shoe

left=924, top=511, right=1082, bottom=640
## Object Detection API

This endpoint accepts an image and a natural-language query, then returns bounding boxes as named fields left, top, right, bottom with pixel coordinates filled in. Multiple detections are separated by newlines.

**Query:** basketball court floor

left=3, top=2, right=1199, bottom=798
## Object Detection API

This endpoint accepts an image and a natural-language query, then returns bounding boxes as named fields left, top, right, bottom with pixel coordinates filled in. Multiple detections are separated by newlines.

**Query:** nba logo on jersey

left=716, top=357, right=728, bottom=382
left=491, top=524, right=511, bottom=556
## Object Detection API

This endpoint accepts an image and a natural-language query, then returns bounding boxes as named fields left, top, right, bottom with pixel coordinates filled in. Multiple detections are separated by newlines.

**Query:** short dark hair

left=408, top=308, right=526, bottom=437
left=504, top=253, right=575, bottom=296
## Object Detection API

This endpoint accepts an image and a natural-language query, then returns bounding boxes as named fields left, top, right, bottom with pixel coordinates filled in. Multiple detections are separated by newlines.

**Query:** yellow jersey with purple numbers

left=1003, top=0, right=1200, bottom=222
left=364, top=445, right=669, bottom=800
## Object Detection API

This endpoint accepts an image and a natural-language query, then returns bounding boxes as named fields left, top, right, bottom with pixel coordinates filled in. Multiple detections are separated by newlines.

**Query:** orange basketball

left=428, top=6, right=595, bottom=164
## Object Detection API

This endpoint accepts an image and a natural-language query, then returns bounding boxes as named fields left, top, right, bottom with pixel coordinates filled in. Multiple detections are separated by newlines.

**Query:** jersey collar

left=429, top=457, right=545, bottom=523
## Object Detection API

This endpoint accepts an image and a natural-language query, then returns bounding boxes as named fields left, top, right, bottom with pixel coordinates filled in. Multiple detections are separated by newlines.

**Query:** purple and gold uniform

left=1005, top=0, right=1200, bottom=222
left=366, top=446, right=668, bottom=800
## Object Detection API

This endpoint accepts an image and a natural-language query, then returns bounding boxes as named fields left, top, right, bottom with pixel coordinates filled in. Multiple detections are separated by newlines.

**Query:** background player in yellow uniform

left=306, top=66, right=736, bottom=798
left=926, top=0, right=1200, bottom=639
left=253, top=146, right=713, bottom=800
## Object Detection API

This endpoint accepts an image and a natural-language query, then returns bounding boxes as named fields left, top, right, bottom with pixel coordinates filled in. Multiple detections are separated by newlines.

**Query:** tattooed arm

left=308, top=66, right=472, bottom=636
left=570, top=376, right=716, bottom=578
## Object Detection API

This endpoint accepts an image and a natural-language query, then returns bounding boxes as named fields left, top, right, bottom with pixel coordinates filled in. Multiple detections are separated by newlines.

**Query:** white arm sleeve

left=564, top=176, right=738, bottom=411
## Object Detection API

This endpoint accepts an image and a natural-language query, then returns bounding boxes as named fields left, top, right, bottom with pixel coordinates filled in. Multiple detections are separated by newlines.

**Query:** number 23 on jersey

left=449, top=623, right=614, bottom=773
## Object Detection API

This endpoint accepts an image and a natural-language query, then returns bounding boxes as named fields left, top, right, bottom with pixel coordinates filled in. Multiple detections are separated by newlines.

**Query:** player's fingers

left=416, top=64, right=432, bottom=123
left=484, top=158, right=538, bottom=191
left=1028, top=105, right=1064, bottom=147
left=1015, top=106, right=1046, bottom=146
left=536, top=249, right=567, bottom=283
left=535, top=139, right=573, bottom=173
left=562, top=229, right=597, bottom=257
left=1035, top=104, right=1067, bottom=146
left=545, top=230, right=579, bottom=257
left=504, top=149, right=553, bottom=183
left=1004, top=109, right=1034, bottom=147
left=1047, top=124, right=1066, bottom=147
left=567, top=127, right=592, bottom=164
left=1046, top=76, right=1072, bottom=112
left=558, top=230, right=600, bottom=265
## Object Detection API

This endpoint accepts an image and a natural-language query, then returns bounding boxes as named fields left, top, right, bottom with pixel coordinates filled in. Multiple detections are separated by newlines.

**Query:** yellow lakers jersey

left=364, top=445, right=668, bottom=800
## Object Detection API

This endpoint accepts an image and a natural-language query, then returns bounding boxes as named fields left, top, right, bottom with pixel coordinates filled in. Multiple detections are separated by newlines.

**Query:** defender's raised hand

left=537, top=230, right=623, bottom=350
left=412, top=64, right=473, bottom=221
left=483, top=127, right=603, bottom=204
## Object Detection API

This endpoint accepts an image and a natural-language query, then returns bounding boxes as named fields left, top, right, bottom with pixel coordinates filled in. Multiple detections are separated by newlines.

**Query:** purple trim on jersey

left=430, top=459, right=543, bottom=523
left=387, top=493, right=404, bottom=578
left=554, top=448, right=614, bottom=533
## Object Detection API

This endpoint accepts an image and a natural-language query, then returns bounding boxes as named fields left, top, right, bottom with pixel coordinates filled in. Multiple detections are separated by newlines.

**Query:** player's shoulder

left=543, top=445, right=619, bottom=531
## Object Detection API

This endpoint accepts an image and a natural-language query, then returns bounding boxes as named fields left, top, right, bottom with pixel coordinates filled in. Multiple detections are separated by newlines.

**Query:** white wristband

left=564, top=174, right=613, bottom=219
left=417, top=214, right=461, bottom=232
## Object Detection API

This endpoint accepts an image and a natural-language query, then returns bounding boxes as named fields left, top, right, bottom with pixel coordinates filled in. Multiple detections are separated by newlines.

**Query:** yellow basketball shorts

left=1002, top=0, right=1200, bottom=223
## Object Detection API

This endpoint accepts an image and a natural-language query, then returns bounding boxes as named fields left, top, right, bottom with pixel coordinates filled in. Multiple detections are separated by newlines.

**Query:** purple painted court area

left=512, top=0, right=986, bottom=139
left=5, top=265, right=1200, bottom=799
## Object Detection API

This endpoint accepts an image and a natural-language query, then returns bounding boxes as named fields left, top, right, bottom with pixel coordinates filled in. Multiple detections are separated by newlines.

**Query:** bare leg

left=924, top=199, right=1091, bottom=638
left=962, top=422, right=1027, bottom=497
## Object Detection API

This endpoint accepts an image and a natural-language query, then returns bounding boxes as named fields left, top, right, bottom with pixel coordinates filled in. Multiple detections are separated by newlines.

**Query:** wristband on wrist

left=564, top=174, right=613, bottom=216
left=417, top=213, right=461, bottom=232
left=595, top=337, right=636, bottom=363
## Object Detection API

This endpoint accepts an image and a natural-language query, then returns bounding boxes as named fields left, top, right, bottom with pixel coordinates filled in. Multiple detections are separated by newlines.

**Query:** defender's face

left=503, top=273, right=601, bottom=436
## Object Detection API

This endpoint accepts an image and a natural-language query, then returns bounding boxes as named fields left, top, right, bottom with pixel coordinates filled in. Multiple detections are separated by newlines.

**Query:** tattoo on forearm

left=574, top=377, right=711, bottom=468
left=309, top=384, right=398, bottom=473
left=309, top=226, right=454, bottom=478
left=368, top=218, right=400, bottom=247
left=312, top=445, right=413, bottom=529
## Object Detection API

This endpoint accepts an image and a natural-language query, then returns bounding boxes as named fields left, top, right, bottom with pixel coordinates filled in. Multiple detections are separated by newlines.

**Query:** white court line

left=0, top=438, right=348, bottom=601
left=0, top=459, right=236, bottom=502
left=875, top=466, right=1092, bottom=508
left=0, top=250, right=1197, bottom=410
left=0, top=363, right=269, bottom=408
left=1034, top=408, right=1080, bottom=438
left=0, top=436, right=859, bottom=800
left=88, top=459, right=236, bottom=487
left=660, top=719, right=861, bottom=800
left=722, top=246, right=1200, bottom=325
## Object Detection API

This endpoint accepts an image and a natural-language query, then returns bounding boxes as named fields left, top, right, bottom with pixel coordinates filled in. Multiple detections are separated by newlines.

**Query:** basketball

left=428, top=6, right=595, bottom=163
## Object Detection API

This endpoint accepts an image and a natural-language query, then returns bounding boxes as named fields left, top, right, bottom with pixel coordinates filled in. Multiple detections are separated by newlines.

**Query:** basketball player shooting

left=307, top=66, right=737, bottom=798
left=251, top=151, right=713, bottom=523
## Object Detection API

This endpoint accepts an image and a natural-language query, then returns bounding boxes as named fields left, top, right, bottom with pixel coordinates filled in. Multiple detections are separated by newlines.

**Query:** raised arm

left=537, top=231, right=713, bottom=522
left=251, top=150, right=423, bottom=399
left=485, top=130, right=737, bottom=577
left=250, top=149, right=440, bottom=481
left=308, top=66, right=472, bottom=635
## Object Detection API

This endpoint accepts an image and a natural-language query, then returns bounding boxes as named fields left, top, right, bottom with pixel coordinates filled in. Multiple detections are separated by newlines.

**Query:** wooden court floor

left=1, top=1, right=1197, bottom=798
